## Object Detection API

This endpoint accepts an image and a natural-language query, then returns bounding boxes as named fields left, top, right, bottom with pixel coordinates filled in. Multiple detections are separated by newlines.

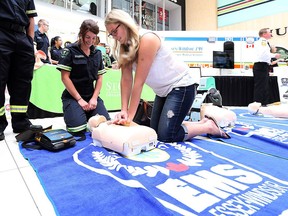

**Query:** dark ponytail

left=50, top=37, right=55, bottom=47
left=50, top=36, right=61, bottom=47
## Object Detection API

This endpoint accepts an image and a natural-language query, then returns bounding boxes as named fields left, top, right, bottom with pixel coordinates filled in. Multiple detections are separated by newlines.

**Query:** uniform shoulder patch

left=261, top=39, right=267, bottom=46
left=61, top=48, right=70, bottom=58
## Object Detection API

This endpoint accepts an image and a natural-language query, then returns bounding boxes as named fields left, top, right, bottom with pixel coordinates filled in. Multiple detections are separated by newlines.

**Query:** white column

left=139, top=0, right=142, bottom=27
left=107, top=0, right=112, bottom=13
left=162, top=0, right=165, bottom=31
left=155, top=3, right=157, bottom=30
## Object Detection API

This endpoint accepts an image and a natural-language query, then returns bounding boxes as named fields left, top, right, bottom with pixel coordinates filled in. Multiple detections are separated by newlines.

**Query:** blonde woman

left=104, top=9, right=229, bottom=142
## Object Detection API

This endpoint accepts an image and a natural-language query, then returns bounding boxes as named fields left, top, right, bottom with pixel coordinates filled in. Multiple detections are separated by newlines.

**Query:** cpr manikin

left=88, top=115, right=157, bottom=157
left=190, top=85, right=237, bottom=128
left=248, top=102, right=288, bottom=118
left=200, top=103, right=237, bottom=128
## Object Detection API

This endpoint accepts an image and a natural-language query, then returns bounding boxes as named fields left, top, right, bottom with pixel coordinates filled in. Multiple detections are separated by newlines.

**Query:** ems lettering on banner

left=73, top=141, right=288, bottom=215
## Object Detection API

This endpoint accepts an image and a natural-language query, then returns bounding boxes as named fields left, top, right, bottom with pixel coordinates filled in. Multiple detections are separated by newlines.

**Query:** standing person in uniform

left=105, top=9, right=229, bottom=142
left=57, top=19, right=110, bottom=138
left=34, top=19, right=51, bottom=64
left=0, top=0, right=37, bottom=140
left=50, top=36, right=63, bottom=65
left=253, top=28, right=280, bottom=105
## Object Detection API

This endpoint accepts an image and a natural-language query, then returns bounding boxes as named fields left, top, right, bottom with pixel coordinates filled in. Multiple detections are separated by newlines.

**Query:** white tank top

left=133, top=31, right=197, bottom=97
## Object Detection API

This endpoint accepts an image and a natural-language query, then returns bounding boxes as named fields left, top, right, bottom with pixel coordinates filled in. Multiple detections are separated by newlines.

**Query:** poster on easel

left=274, top=66, right=288, bottom=104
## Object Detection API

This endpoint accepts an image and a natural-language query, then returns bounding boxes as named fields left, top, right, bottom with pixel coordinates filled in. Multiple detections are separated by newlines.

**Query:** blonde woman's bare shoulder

left=140, top=32, right=160, bottom=47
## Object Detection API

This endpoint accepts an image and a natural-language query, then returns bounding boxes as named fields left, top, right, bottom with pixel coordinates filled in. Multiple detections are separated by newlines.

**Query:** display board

left=29, top=65, right=155, bottom=117
left=273, top=66, right=288, bottom=104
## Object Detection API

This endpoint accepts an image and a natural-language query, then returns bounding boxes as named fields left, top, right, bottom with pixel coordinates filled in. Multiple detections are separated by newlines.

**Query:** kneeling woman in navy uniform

left=57, top=19, right=110, bottom=138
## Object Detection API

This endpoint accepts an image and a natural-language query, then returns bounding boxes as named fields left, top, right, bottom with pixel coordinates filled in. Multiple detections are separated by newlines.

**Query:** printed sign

left=74, top=141, right=288, bottom=215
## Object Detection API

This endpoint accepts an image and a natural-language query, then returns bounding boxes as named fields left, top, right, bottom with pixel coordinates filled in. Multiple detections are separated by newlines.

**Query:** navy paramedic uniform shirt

left=0, top=0, right=37, bottom=28
left=57, top=43, right=106, bottom=100
left=0, top=0, right=37, bottom=133
left=34, top=29, right=50, bottom=63
left=50, top=46, right=63, bottom=61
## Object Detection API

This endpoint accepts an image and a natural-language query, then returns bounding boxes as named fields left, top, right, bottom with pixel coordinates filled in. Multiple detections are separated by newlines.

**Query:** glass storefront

left=111, top=0, right=184, bottom=31
left=36, top=0, right=184, bottom=31
left=44, top=0, right=107, bottom=18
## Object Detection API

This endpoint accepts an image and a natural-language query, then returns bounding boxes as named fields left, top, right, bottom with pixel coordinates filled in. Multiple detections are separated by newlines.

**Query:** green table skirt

left=29, top=65, right=155, bottom=117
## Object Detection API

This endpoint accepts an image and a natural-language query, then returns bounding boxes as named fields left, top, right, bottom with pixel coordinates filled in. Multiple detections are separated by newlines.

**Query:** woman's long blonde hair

left=105, top=9, right=140, bottom=68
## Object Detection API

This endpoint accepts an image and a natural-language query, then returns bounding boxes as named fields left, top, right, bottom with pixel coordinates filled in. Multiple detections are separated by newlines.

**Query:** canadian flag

left=246, top=44, right=254, bottom=48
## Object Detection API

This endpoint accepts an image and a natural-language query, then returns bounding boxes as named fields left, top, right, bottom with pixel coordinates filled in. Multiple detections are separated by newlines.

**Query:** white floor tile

left=0, top=117, right=64, bottom=216
left=0, top=170, right=41, bottom=216
left=0, top=141, right=17, bottom=172
left=1, top=114, right=119, bottom=216
left=6, top=141, right=32, bottom=169
left=3, top=121, right=15, bottom=143
left=20, top=166, right=56, bottom=216
left=8, top=117, right=66, bottom=169
left=30, top=117, right=66, bottom=130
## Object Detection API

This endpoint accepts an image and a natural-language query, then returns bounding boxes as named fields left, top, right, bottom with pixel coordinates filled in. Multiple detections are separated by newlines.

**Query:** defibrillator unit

left=34, top=129, right=76, bottom=151
left=16, top=125, right=76, bottom=151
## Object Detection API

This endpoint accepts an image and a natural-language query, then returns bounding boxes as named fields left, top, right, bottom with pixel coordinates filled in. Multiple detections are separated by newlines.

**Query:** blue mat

left=231, top=108, right=288, bottom=130
left=210, top=108, right=288, bottom=159
left=20, top=130, right=288, bottom=216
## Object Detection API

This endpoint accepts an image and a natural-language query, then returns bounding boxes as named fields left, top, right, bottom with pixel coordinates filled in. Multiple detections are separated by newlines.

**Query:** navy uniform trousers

left=0, top=27, right=34, bottom=132
left=252, top=62, right=271, bottom=105
left=62, top=96, right=110, bottom=134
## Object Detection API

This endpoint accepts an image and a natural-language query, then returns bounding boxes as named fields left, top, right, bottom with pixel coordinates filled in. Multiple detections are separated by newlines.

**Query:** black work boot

left=0, top=115, right=8, bottom=140
left=0, top=132, right=4, bottom=141
left=11, top=113, right=32, bottom=133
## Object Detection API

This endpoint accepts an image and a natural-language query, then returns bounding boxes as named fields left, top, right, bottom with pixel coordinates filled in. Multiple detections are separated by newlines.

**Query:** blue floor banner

left=231, top=108, right=288, bottom=130
left=20, top=131, right=288, bottom=216
left=211, top=108, right=288, bottom=159
left=186, top=139, right=288, bottom=216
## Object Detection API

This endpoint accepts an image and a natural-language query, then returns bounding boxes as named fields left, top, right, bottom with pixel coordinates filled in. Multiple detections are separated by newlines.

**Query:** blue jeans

left=150, top=84, right=196, bottom=142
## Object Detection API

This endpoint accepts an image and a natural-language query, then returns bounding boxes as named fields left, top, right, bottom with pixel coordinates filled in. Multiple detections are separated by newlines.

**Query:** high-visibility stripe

left=26, top=10, right=37, bottom=15
left=0, top=107, right=5, bottom=116
left=98, top=68, right=106, bottom=75
left=67, top=124, right=87, bottom=133
left=57, top=64, right=72, bottom=72
left=10, top=105, right=28, bottom=113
